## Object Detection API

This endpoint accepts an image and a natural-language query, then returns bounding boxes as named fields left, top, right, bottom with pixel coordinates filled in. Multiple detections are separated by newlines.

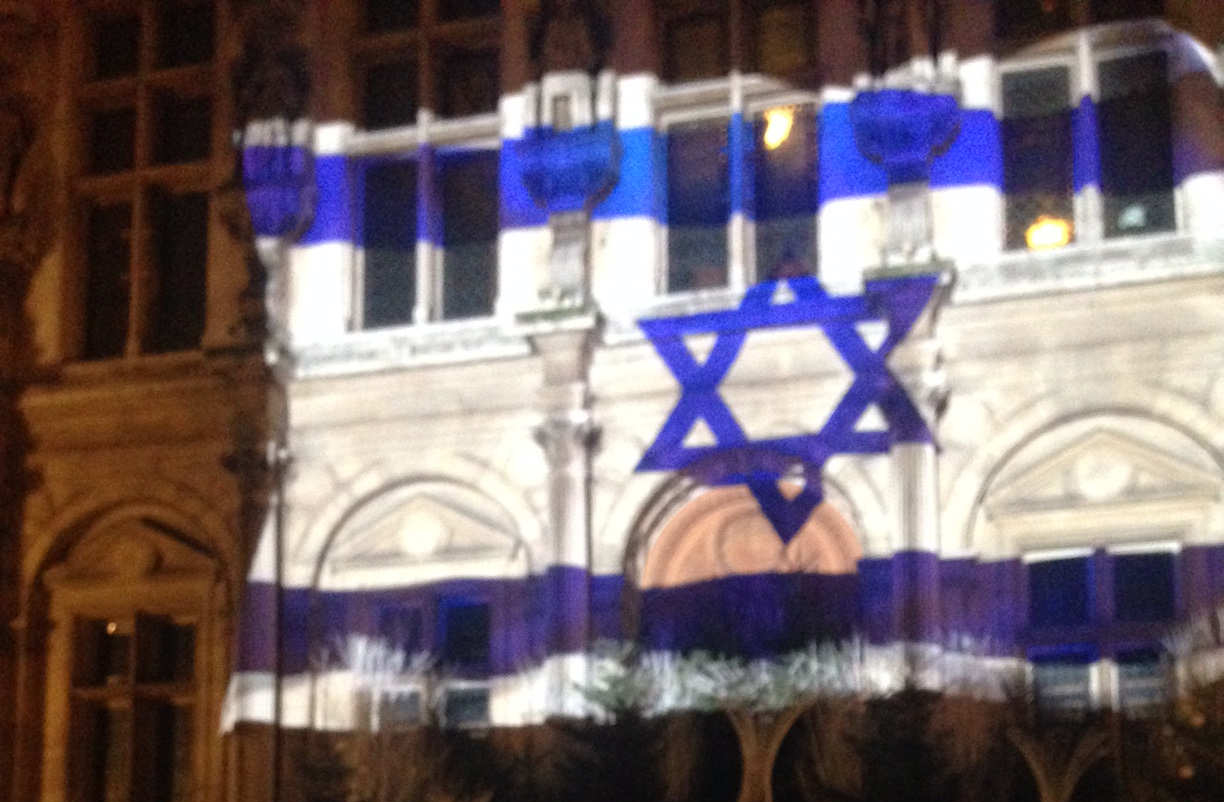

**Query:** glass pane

left=1033, top=659, right=1092, bottom=713
left=754, top=3, right=811, bottom=77
left=76, top=619, right=132, bottom=687
left=103, top=707, right=133, bottom=802
left=362, top=160, right=418, bottom=328
left=1002, top=67, right=1074, bottom=250
left=84, top=202, right=133, bottom=361
left=1113, top=552, right=1175, bottom=623
left=145, top=190, right=208, bottom=353
left=1117, top=650, right=1164, bottom=712
left=378, top=604, right=424, bottom=656
left=90, top=107, right=136, bottom=174
left=134, top=702, right=193, bottom=802
left=92, top=12, right=140, bottom=79
left=667, top=118, right=729, bottom=291
left=996, top=0, right=1071, bottom=39
left=664, top=13, right=728, bottom=82
left=75, top=703, right=133, bottom=802
left=1091, top=0, right=1163, bottom=23
left=1028, top=557, right=1090, bottom=628
left=440, top=150, right=498, bottom=320
left=1098, top=52, right=1174, bottom=238
left=157, top=1, right=214, bottom=68
left=363, top=60, right=418, bottom=130
left=437, top=47, right=500, bottom=118
left=437, top=0, right=499, bottom=22
left=443, top=686, right=490, bottom=727
left=153, top=92, right=213, bottom=164
left=366, top=0, right=419, bottom=32
left=379, top=689, right=423, bottom=729
left=136, top=614, right=196, bottom=684
left=439, top=599, right=490, bottom=672
left=754, top=107, right=817, bottom=280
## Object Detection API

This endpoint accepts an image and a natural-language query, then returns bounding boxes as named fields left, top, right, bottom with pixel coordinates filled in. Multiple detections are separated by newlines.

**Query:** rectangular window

left=1002, top=66, right=1075, bottom=250
left=753, top=1, right=813, bottom=78
left=1028, top=556, right=1090, bottom=629
left=1098, top=52, right=1174, bottom=238
left=361, top=160, right=418, bottom=328
left=754, top=106, right=817, bottom=280
left=1113, top=551, right=1175, bottom=623
left=436, top=46, right=500, bottom=118
left=362, top=59, right=419, bottom=130
left=667, top=117, right=730, bottom=292
left=89, top=107, right=137, bottom=175
left=153, top=91, right=213, bottom=165
left=84, top=202, right=133, bottom=361
left=366, top=0, right=419, bottom=32
left=996, top=0, right=1071, bottom=39
left=437, top=0, right=499, bottom=22
left=156, top=0, right=215, bottom=69
left=440, top=150, right=498, bottom=320
left=145, top=190, right=208, bottom=354
left=135, top=614, right=196, bottom=685
left=377, top=603, right=425, bottom=655
left=91, top=11, right=140, bottom=79
left=379, top=688, right=423, bottom=729
left=438, top=598, right=491, bottom=673
left=443, top=686, right=490, bottom=727
left=1117, top=649, right=1164, bottom=711
left=1032, top=655, right=1093, bottom=713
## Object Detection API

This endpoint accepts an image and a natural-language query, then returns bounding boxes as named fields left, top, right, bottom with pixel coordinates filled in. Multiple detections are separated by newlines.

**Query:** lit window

left=666, top=117, right=730, bottom=292
left=1001, top=66, right=1075, bottom=251
left=753, top=105, right=817, bottom=280
left=1032, top=650, right=1094, bottom=713
left=1117, top=648, right=1165, bottom=712
left=1097, top=52, right=1175, bottom=238
left=77, top=1, right=214, bottom=360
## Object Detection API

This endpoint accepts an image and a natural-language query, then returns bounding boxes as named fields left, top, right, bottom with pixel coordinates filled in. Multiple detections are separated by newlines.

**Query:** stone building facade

left=1, top=2, right=1223, bottom=802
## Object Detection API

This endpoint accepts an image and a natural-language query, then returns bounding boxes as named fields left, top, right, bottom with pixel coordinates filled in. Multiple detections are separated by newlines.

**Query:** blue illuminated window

left=1113, top=552, right=1175, bottom=623
left=438, top=598, right=491, bottom=674
left=360, top=159, right=418, bottom=329
left=1028, top=556, right=1090, bottom=628
left=666, top=118, right=730, bottom=292
left=753, top=106, right=818, bottom=280
left=1001, top=66, right=1075, bottom=250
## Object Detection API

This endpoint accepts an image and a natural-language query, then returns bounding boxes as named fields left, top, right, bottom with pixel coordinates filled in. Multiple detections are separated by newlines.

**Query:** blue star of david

left=636, top=274, right=939, bottom=543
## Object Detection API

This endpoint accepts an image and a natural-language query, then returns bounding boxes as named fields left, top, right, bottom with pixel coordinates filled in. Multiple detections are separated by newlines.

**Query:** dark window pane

left=438, top=0, right=499, bottom=22
left=378, top=604, right=424, bottom=655
left=380, top=690, right=422, bottom=729
left=440, top=150, right=498, bottom=320
left=996, top=0, right=1071, bottom=39
left=100, top=706, right=133, bottom=802
left=1091, top=0, right=1163, bottom=23
left=1113, top=552, right=1175, bottom=623
left=363, top=60, right=418, bottom=130
left=664, top=13, right=728, bottom=82
left=437, top=47, right=499, bottom=118
left=145, top=190, right=208, bottom=353
left=90, top=107, right=136, bottom=174
left=366, top=0, right=419, bottom=32
left=1117, top=648, right=1164, bottom=711
left=1032, top=656, right=1092, bottom=714
left=153, top=92, right=213, bottom=164
left=157, top=1, right=215, bottom=68
left=92, top=12, right=140, bottom=79
left=667, top=118, right=729, bottom=291
left=135, top=614, right=195, bottom=684
left=753, top=2, right=812, bottom=77
left=362, top=160, right=418, bottom=328
left=133, top=702, right=192, bottom=802
left=1002, top=67, right=1074, bottom=250
left=1028, top=557, right=1090, bottom=628
left=1098, top=52, right=1174, bottom=238
left=443, top=687, right=489, bottom=726
left=439, top=598, right=490, bottom=672
left=84, top=203, right=132, bottom=360
left=754, top=107, right=817, bottom=280
left=75, top=619, right=131, bottom=686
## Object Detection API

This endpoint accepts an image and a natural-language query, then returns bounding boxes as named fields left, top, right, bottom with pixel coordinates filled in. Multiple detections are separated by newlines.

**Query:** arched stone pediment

left=319, top=481, right=529, bottom=590
left=45, top=516, right=215, bottom=586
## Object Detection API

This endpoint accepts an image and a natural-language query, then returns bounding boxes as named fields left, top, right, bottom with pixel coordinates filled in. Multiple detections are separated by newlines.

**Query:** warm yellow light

left=1025, top=215, right=1072, bottom=250
left=106, top=621, right=118, bottom=635
left=762, top=107, right=795, bottom=151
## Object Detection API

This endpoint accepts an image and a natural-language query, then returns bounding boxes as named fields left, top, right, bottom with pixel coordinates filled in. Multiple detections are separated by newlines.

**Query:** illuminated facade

left=2, top=2, right=1223, bottom=802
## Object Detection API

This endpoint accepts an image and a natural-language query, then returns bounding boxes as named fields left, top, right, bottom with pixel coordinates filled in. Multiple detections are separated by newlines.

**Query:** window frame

left=71, top=0, right=220, bottom=362
left=995, top=28, right=1184, bottom=255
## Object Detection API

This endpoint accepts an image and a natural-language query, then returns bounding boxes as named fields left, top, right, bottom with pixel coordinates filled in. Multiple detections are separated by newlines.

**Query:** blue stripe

left=1072, top=95, right=1101, bottom=192
left=300, top=154, right=354, bottom=244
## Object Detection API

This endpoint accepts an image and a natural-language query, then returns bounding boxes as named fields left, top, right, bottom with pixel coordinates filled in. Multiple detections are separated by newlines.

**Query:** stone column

left=530, top=325, right=599, bottom=718
left=886, top=281, right=951, bottom=687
